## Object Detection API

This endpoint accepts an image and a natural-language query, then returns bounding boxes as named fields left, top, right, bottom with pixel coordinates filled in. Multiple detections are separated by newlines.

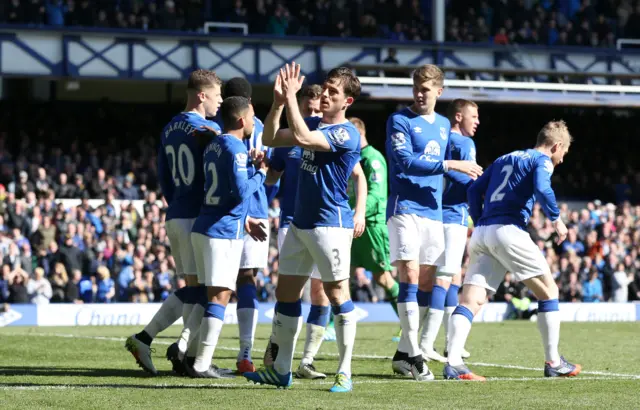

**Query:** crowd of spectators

left=1, top=0, right=639, bottom=47
left=0, top=99, right=639, bottom=308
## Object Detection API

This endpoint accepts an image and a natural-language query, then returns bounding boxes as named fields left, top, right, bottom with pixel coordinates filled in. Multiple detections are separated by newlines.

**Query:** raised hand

left=279, top=61, right=305, bottom=100
left=273, top=73, right=286, bottom=106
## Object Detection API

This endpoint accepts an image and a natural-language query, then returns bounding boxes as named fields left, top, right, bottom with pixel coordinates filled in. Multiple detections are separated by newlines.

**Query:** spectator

left=27, top=266, right=52, bottom=304
left=582, top=267, right=604, bottom=302
left=611, top=263, right=630, bottom=302
left=49, top=262, right=69, bottom=303
left=0, top=264, right=10, bottom=303
left=8, top=267, right=30, bottom=303
left=94, top=265, right=114, bottom=303
left=44, top=0, right=67, bottom=27
left=266, top=4, right=289, bottom=36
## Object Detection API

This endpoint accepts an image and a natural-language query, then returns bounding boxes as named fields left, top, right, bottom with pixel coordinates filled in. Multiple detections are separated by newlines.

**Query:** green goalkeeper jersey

left=348, top=145, right=387, bottom=224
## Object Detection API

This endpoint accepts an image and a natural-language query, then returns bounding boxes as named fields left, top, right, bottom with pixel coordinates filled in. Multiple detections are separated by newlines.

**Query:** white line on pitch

left=15, top=332, right=640, bottom=379
left=0, top=375, right=638, bottom=391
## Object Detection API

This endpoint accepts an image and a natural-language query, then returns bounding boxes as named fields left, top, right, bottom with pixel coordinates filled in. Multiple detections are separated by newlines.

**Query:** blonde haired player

left=444, top=120, right=581, bottom=380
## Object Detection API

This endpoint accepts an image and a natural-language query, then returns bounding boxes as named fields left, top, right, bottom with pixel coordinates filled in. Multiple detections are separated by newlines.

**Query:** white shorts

left=278, top=227, right=321, bottom=280
left=387, top=214, right=445, bottom=266
left=165, top=218, right=197, bottom=276
left=240, top=218, right=270, bottom=269
left=191, top=232, right=243, bottom=289
left=464, top=224, right=550, bottom=293
left=435, top=223, right=469, bottom=276
left=279, top=225, right=353, bottom=282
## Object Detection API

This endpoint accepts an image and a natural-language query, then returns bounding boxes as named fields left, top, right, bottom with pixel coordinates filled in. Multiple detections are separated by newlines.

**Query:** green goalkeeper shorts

left=350, top=222, right=392, bottom=273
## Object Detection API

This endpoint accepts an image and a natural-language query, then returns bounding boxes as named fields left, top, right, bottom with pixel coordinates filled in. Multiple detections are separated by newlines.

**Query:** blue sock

left=398, top=283, right=418, bottom=303
left=331, top=300, right=355, bottom=316
left=452, top=305, right=474, bottom=323
left=204, top=302, right=226, bottom=320
left=538, top=299, right=559, bottom=312
left=430, top=285, right=447, bottom=311
left=417, top=289, right=430, bottom=307
left=307, top=305, right=330, bottom=326
left=445, top=284, right=460, bottom=308
left=237, top=284, right=258, bottom=309
left=277, top=300, right=302, bottom=317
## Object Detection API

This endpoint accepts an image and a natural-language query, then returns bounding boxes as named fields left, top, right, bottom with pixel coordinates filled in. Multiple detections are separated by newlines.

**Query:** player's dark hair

left=326, top=67, right=361, bottom=99
left=221, top=96, right=250, bottom=130
left=223, top=77, right=252, bottom=99
left=447, top=99, right=478, bottom=123
left=187, top=69, right=221, bottom=91
left=300, top=84, right=322, bottom=100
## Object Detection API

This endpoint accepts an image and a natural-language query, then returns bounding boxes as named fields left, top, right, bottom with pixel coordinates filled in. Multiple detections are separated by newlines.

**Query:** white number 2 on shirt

left=490, top=165, right=513, bottom=202
left=205, top=162, right=220, bottom=205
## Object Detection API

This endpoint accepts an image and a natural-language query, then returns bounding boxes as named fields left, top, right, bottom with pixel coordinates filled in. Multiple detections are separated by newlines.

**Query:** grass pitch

left=1, top=322, right=639, bottom=409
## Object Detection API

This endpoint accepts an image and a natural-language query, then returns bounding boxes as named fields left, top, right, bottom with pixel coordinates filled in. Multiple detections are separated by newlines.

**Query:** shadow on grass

left=0, top=381, right=249, bottom=390
left=0, top=366, right=178, bottom=378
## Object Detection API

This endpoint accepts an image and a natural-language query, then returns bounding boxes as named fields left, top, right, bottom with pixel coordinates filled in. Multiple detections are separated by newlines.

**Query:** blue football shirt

left=191, top=134, right=266, bottom=239
left=158, top=112, right=221, bottom=220
left=468, top=149, right=560, bottom=230
left=386, top=107, right=451, bottom=222
left=292, top=118, right=361, bottom=229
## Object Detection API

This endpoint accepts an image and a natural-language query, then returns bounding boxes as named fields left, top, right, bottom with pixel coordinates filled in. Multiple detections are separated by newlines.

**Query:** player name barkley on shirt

left=191, top=134, right=266, bottom=239
left=468, top=149, right=559, bottom=229
left=292, top=117, right=361, bottom=230
left=386, top=107, right=451, bottom=222
left=159, top=112, right=221, bottom=220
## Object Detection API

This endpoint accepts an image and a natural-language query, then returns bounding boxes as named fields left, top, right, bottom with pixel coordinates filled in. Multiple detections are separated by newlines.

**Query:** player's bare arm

left=350, top=162, right=367, bottom=238
left=265, top=169, right=283, bottom=186
left=444, top=160, right=483, bottom=179
left=280, top=63, right=332, bottom=152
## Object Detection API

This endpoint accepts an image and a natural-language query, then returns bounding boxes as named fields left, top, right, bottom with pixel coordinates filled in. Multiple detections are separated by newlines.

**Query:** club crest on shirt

left=470, top=147, right=477, bottom=162
left=371, top=159, right=382, bottom=170
left=440, top=127, right=448, bottom=140
left=328, top=127, right=350, bottom=145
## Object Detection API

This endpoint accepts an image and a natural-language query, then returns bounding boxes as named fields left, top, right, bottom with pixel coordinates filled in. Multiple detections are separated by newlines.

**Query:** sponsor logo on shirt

left=235, top=152, right=248, bottom=166
left=420, top=140, right=441, bottom=162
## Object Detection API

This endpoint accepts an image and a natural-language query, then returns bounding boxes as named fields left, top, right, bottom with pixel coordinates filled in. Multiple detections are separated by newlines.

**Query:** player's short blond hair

left=412, top=64, right=445, bottom=87
left=348, top=117, right=366, bottom=135
left=536, top=120, right=573, bottom=147
left=187, top=69, right=222, bottom=92
left=447, top=99, right=478, bottom=123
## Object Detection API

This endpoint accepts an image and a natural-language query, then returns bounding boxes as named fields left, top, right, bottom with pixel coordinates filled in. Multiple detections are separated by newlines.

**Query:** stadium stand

left=0, top=1, right=639, bottom=311
left=0, top=100, right=639, bottom=306
left=0, top=0, right=639, bottom=45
